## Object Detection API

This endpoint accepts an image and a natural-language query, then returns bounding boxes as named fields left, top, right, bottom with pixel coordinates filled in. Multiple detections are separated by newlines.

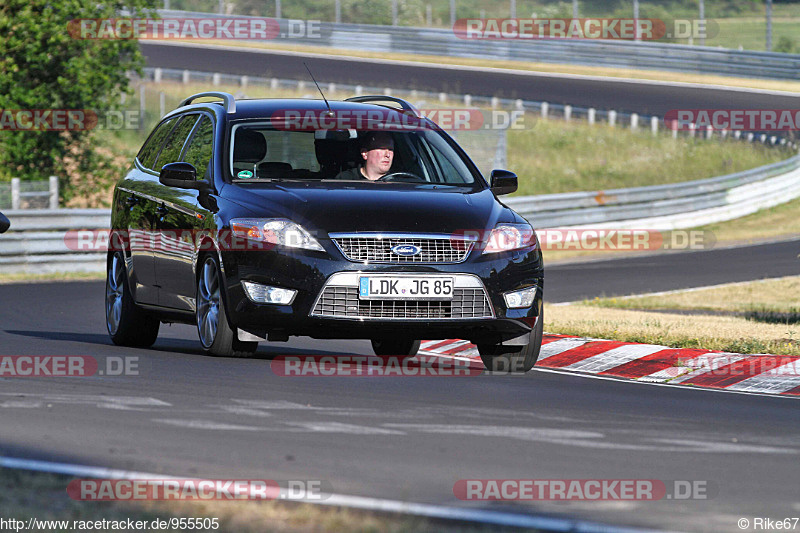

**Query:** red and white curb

left=421, top=336, right=800, bottom=397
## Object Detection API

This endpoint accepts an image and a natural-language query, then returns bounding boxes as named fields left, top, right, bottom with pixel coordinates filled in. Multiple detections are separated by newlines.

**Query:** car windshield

left=228, top=122, right=479, bottom=185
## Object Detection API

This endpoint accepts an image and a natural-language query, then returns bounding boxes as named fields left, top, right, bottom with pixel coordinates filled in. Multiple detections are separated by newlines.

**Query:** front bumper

left=220, top=242, right=543, bottom=344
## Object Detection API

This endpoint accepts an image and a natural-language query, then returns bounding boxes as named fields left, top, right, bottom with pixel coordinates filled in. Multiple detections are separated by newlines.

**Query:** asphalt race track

left=4, top=42, right=799, bottom=532
left=141, top=42, right=800, bottom=116
left=2, top=242, right=799, bottom=532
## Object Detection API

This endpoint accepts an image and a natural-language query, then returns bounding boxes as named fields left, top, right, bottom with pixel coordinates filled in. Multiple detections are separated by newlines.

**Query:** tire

left=371, top=338, right=421, bottom=357
left=196, top=255, right=258, bottom=358
left=478, top=312, right=543, bottom=374
left=105, top=251, right=159, bottom=347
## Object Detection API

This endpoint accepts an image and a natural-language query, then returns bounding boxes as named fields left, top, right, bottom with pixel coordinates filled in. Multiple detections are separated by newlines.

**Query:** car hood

left=222, top=182, right=506, bottom=235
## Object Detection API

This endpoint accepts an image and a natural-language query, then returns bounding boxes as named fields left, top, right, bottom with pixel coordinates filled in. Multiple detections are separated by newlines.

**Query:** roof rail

left=178, top=92, right=236, bottom=114
left=344, top=95, right=420, bottom=117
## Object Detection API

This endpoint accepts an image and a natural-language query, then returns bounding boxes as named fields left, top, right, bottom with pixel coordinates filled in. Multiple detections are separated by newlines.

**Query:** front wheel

left=196, top=255, right=258, bottom=358
left=371, top=338, right=421, bottom=357
left=105, top=251, right=159, bottom=347
left=478, top=312, right=543, bottom=373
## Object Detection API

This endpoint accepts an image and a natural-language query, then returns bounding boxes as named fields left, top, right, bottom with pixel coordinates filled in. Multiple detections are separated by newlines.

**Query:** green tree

left=0, top=0, right=157, bottom=204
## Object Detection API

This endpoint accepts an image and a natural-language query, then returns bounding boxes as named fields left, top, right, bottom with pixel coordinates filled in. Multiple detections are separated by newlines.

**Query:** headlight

left=482, top=223, right=538, bottom=254
left=229, top=218, right=325, bottom=252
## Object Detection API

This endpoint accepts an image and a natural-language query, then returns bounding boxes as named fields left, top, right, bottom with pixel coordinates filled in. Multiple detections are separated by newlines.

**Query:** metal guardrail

left=0, top=178, right=59, bottom=210
left=159, top=10, right=800, bottom=81
left=505, top=155, right=800, bottom=228
left=2, top=156, right=800, bottom=273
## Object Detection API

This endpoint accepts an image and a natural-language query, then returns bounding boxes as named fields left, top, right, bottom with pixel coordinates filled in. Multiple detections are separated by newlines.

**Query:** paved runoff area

left=422, top=335, right=800, bottom=397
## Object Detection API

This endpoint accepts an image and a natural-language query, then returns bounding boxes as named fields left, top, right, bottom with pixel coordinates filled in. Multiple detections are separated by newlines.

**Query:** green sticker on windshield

left=237, top=170, right=254, bottom=179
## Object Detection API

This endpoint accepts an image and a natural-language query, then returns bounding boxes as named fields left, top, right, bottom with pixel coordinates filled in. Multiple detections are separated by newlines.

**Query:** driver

left=335, top=131, right=394, bottom=180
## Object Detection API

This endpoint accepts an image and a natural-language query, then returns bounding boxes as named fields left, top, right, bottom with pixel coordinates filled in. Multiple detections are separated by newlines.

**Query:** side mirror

left=0, top=211, right=9, bottom=233
left=159, top=162, right=211, bottom=192
left=490, top=169, right=518, bottom=196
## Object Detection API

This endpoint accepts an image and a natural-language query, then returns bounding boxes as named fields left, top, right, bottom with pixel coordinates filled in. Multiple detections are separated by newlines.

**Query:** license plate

left=358, top=276, right=454, bottom=300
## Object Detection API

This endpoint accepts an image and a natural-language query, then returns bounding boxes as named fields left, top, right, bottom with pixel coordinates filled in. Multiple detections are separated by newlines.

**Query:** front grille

left=333, top=236, right=472, bottom=263
left=311, top=286, right=493, bottom=319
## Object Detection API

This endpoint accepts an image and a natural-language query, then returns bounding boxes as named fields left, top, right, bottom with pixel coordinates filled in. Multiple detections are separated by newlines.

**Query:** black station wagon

left=106, top=92, right=544, bottom=372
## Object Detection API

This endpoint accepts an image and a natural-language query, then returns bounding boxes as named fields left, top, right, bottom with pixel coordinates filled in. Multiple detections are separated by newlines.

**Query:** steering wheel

left=377, top=171, right=426, bottom=183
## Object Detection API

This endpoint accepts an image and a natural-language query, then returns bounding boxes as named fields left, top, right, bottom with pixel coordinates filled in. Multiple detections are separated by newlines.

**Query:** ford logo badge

left=391, top=244, right=421, bottom=257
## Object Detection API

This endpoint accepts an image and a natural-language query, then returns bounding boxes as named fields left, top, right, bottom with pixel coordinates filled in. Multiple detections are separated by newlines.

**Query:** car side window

left=137, top=117, right=178, bottom=170
left=154, top=115, right=200, bottom=172
left=181, top=116, right=214, bottom=180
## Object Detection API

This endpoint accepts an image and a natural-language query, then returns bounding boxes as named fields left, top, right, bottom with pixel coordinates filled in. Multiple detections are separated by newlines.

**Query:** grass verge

left=545, top=276, right=800, bottom=355
left=545, top=303, right=800, bottom=356
left=0, top=468, right=507, bottom=533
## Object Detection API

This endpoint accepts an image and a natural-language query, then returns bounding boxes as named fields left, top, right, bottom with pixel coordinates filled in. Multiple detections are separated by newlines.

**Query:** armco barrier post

left=651, top=116, right=658, bottom=135
left=182, top=70, right=190, bottom=84
left=49, top=176, right=59, bottom=209
left=588, top=108, right=596, bottom=125
left=11, top=178, right=20, bottom=210
left=541, top=102, right=549, bottom=119
left=139, top=85, right=145, bottom=131
left=564, top=105, right=572, bottom=121
left=631, top=113, right=639, bottom=130
left=608, top=110, right=617, bottom=127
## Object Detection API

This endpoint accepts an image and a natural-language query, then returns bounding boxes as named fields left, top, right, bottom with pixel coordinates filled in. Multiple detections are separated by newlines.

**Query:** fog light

left=242, top=281, right=297, bottom=305
left=503, top=286, right=536, bottom=309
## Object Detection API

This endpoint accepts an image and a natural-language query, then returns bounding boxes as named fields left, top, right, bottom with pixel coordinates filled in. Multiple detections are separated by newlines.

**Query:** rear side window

left=154, top=115, right=200, bottom=171
left=137, top=117, right=177, bottom=170
left=181, top=116, right=214, bottom=180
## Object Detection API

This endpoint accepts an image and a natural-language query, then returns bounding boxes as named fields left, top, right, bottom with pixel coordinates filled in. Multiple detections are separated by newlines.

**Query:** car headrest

left=234, top=129, right=267, bottom=163
left=314, top=139, right=345, bottom=167
left=257, top=162, right=292, bottom=178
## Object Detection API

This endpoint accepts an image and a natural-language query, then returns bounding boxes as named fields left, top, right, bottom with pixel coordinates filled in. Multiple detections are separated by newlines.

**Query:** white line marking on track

left=0, top=455, right=669, bottom=533
left=284, top=422, right=405, bottom=435
left=152, top=419, right=264, bottom=431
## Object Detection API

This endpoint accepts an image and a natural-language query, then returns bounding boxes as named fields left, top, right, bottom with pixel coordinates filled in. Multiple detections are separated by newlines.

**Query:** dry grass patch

left=0, top=468, right=507, bottom=533
left=545, top=303, right=800, bottom=356
left=586, top=276, right=800, bottom=314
